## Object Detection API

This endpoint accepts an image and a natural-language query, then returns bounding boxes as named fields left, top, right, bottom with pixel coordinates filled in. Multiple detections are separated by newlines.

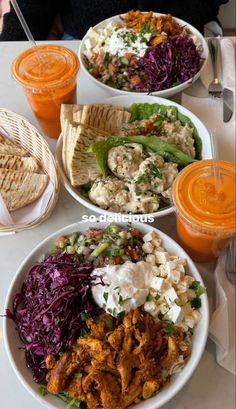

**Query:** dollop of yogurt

left=91, top=261, right=158, bottom=316
left=108, top=28, right=151, bottom=57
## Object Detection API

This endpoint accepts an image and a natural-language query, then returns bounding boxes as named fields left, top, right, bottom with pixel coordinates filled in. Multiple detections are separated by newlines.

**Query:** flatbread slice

left=0, top=154, right=40, bottom=172
left=61, top=104, right=84, bottom=175
left=79, top=105, right=131, bottom=134
left=67, top=124, right=109, bottom=186
left=0, top=134, right=28, bottom=156
left=0, top=169, right=48, bottom=211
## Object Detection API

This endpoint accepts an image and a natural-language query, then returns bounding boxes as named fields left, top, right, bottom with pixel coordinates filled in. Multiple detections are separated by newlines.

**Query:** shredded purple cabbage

left=7, top=252, right=100, bottom=383
left=138, top=35, right=203, bottom=92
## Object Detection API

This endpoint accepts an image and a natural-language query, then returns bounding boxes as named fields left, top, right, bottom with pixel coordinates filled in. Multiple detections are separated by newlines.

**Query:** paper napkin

left=209, top=250, right=236, bottom=375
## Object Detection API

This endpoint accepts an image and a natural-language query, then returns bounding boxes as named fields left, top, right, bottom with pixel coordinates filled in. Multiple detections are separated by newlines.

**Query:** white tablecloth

left=0, top=40, right=235, bottom=409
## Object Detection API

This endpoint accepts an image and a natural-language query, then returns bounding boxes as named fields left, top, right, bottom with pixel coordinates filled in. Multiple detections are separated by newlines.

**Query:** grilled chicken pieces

left=46, top=309, right=191, bottom=409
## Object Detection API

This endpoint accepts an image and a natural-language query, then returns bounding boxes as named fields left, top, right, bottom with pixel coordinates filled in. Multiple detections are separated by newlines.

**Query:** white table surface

left=0, top=40, right=235, bottom=409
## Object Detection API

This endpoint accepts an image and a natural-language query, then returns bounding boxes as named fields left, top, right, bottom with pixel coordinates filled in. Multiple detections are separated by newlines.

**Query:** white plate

left=56, top=95, right=213, bottom=218
left=3, top=220, right=209, bottom=409
left=79, top=13, right=208, bottom=98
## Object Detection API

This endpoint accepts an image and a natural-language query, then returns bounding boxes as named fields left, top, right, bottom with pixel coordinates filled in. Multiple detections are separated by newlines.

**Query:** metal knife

left=223, top=88, right=234, bottom=122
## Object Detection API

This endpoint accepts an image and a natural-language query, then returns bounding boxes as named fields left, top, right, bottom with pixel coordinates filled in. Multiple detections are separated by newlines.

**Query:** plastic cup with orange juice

left=12, top=45, right=79, bottom=139
left=172, top=160, right=236, bottom=262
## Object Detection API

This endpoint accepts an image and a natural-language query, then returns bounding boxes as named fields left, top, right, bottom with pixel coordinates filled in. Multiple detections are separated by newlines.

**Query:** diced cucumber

left=105, top=224, right=120, bottom=234
left=120, top=56, right=129, bottom=66
left=66, top=245, right=75, bottom=254
left=118, top=231, right=128, bottom=239
left=91, top=242, right=110, bottom=257
left=68, top=233, right=77, bottom=245
left=76, top=245, right=85, bottom=255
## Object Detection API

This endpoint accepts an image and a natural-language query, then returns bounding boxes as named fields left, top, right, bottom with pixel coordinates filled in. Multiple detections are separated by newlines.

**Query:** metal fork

left=208, top=37, right=223, bottom=98
left=225, top=237, right=236, bottom=286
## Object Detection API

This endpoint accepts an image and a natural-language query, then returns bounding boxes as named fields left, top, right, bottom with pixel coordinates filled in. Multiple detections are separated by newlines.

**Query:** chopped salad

left=6, top=224, right=206, bottom=409
left=82, top=10, right=203, bottom=92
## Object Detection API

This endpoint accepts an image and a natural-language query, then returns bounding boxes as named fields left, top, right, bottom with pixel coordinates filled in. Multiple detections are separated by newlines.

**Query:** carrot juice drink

left=12, top=45, right=79, bottom=138
left=172, top=160, right=236, bottom=262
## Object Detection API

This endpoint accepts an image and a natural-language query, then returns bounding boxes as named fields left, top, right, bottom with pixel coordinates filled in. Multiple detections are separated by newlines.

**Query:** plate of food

left=3, top=220, right=209, bottom=409
left=79, top=10, right=208, bottom=97
left=56, top=95, right=212, bottom=218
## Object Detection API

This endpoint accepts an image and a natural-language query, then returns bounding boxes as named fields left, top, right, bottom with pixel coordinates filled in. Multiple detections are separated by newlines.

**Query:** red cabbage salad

left=82, top=10, right=204, bottom=92
left=6, top=224, right=206, bottom=408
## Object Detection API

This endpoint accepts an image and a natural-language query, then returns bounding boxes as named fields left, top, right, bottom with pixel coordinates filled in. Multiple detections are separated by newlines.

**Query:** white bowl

left=3, top=220, right=209, bottom=409
left=79, top=13, right=209, bottom=98
left=56, top=95, right=213, bottom=218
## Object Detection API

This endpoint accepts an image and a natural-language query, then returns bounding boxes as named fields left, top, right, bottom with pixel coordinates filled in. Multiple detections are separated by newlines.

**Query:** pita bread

left=66, top=123, right=109, bottom=186
left=79, top=105, right=130, bottom=134
left=60, top=105, right=84, bottom=175
left=0, top=154, right=40, bottom=172
left=0, top=169, right=48, bottom=211
left=0, top=134, right=28, bottom=156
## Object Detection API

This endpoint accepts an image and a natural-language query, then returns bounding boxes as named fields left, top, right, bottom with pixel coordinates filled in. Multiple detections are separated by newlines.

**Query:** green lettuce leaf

left=128, top=102, right=178, bottom=122
left=88, top=135, right=196, bottom=176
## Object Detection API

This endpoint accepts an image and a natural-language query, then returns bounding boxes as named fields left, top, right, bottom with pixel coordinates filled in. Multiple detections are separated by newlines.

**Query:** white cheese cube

left=167, top=269, right=181, bottom=284
left=152, top=238, right=162, bottom=248
left=143, top=231, right=158, bottom=242
left=155, top=251, right=170, bottom=264
left=142, top=242, right=154, bottom=254
left=145, top=254, right=156, bottom=265
left=158, top=265, right=168, bottom=277
left=164, top=287, right=178, bottom=306
left=150, top=277, right=166, bottom=292
left=164, top=304, right=183, bottom=324
left=144, top=301, right=158, bottom=315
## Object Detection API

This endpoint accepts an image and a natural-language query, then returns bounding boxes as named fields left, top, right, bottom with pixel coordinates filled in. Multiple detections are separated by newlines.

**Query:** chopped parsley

left=164, top=323, right=175, bottom=336
left=103, top=292, right=109, bottom=303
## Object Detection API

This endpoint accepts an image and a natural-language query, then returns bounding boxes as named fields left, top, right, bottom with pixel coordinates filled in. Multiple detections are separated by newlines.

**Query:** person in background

left=0, top=0, right=229, bottom=41
left=0, top=0, right=63, bottom=40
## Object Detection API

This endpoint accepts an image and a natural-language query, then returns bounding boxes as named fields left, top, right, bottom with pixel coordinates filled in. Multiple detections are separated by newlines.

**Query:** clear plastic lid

left=12, top=45, right=79, bottom=89
left=172, top=160, right=236, bottom=234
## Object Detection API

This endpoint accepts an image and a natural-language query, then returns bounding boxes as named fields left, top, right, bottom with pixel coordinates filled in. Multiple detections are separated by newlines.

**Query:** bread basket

left=0, top=108, right=59, bottom=232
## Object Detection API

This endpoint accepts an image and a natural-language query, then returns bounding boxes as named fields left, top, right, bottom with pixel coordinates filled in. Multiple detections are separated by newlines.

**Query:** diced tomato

left=127, top=246, right=142, bottom=261
left=85, top=228, right=103, bottom=240
left=91, top=53, right=103, bottom=65
left=129, top=228, right=140, bottom=238
left=124, top=52, right=135, bottom=61
left=112, top=256, right=123, bottom=265
left=129, top=75, right=141, bottom=86
left=108, top=63, right=118, bottom=75
left=129, top=56, right=138, bottom=66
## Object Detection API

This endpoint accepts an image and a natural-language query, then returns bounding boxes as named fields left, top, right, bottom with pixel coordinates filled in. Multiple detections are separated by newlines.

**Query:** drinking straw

left=10, top=0, right=38, bottom=47
left=210, top=128, right=221, bottom=193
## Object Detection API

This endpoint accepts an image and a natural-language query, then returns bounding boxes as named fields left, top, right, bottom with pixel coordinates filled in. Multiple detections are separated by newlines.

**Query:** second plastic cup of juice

left=172, top=160, right=236, bottom=262
left=12, top=45, right=79, bottom=139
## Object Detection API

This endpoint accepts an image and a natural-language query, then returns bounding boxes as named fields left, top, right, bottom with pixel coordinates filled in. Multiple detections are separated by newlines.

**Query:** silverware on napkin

left=223, top=88, right=234, bottom=123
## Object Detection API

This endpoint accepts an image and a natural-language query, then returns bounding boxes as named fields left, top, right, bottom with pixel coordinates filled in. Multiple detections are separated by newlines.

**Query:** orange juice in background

left=172, top=160, right=236, bottom=262
left=12, top=45, right=79, bottom=138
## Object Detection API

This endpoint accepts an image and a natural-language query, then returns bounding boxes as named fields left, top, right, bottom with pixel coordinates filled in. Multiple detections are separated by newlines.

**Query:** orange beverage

left=172, top=160, right=236, bottom=262
left=12, top=45, right=79, bottom=138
